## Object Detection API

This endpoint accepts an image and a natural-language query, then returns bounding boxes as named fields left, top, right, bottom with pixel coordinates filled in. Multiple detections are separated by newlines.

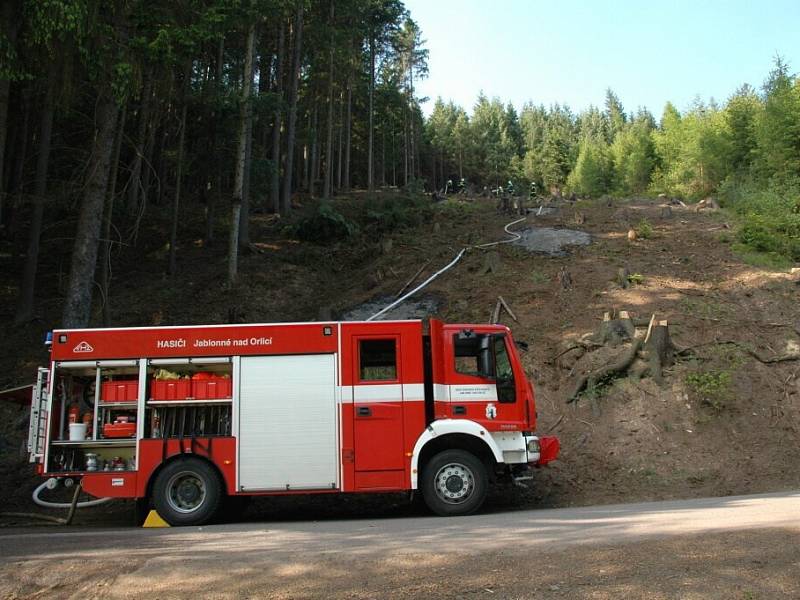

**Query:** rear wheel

left=421, top=449, right=488, bottom=516
left=152, top=457, right=223, bottom=526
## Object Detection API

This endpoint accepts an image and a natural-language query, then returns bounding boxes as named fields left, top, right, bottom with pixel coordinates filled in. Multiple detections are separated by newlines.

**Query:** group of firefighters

left=441, top=177, right=540, bottom=216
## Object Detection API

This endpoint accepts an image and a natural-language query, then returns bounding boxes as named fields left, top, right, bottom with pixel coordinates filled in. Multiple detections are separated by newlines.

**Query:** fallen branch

left=491, top=298, right=502, bottom=324
left=395, top=259, right=431, bottom=298
left=497, top=296, right=518, bottom=322
left=545, top=414, right=565, bottom=433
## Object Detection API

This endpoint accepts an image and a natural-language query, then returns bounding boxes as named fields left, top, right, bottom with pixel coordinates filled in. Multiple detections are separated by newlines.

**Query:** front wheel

left=152, top=457, right=223, bottom=526
left=421, top=449, right=488, bottom=516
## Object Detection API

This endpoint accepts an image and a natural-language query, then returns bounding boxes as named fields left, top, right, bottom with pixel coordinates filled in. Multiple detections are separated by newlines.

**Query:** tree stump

left=481, top=251, right=501, bottom=275
left=557, top=266, right=572, bottom=290
left=643, top=320, right=675, bottom=384
left=616, top=267, right=630, bottom=289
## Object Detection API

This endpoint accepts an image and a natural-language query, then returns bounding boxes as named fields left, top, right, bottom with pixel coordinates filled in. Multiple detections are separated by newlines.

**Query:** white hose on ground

left=367, top=216, right=528, bottom=321
left=32, top=479, right=112, bottom=509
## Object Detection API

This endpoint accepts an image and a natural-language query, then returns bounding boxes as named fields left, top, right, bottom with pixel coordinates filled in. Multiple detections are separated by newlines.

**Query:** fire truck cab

left=28, top=318, right=558, bottom=525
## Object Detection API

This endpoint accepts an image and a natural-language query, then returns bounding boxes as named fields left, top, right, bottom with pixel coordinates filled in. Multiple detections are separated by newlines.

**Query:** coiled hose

left=32, top=479, right=111, bottom=509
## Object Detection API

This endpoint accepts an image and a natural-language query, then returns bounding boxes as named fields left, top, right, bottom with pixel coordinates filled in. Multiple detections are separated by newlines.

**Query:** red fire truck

left=27, top=318, right=559, bottom=525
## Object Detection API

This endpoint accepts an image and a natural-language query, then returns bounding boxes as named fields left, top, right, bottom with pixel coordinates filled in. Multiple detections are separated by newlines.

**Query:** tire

left=152, top=457, right=223, bottom=526
left=420, top=449, right=488, bottom=516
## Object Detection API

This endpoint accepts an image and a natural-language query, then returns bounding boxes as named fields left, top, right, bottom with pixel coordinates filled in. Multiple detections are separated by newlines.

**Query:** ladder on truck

left=27, top=367, right=49, bottom=463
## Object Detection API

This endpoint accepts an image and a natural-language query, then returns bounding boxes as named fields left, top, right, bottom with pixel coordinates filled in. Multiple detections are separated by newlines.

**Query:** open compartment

left=145, top=357, right=233, bottom=439
left=46, top=359, right=141, bottom=473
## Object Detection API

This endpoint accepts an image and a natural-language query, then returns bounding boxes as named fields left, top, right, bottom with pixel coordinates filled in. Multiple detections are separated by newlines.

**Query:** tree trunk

left=0, top=0, right=20, bottom=226
left=309, top=105, right=318, bottom=196
left=280, top=3, right=304, bottom=215
left=302, top=112, right=310, bottom=191
left=343, top=73, right=352, bottom=191
left=228, top=21, right=256, bottom=286
left=239, top=31, right=256, bottom=250
left=323, top=1, right=335, bottom=200
left=269, top=22, right=285, bottom=214
left=127, top=75, right=152, bottom=214
left=15, top=64, right=57, bottom=324
left=206, top=37, right=224, bottom=243
left=336, top=91, right=343, bottom=192
left=8, top=89, right=31, bottom=250
left=100, top=105, right=126, bottom=326
left=62, top=90, right=119, bottom=328
left=169, top=77, right=189, bottom=276
left=368, top=35, right=375, bottom=192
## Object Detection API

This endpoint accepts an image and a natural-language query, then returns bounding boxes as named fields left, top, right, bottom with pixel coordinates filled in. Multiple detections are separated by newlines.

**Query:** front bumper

left=524, top=434, right=560, bottom=466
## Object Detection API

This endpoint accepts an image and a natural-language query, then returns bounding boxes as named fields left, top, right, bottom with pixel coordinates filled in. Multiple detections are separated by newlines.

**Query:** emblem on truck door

left=485, top=403, right=497, bottom=419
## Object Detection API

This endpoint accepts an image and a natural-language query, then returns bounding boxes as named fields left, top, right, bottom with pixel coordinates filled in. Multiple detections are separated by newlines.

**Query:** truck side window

left=359, top=339, right=397, bottom=381
left=493, top=335, right=516, bottom=403
left=453, top=334, right=494, bottom=379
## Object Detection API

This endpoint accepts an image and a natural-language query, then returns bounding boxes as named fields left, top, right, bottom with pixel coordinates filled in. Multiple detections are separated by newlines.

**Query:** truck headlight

left=527, top=439, right=540, bottom=454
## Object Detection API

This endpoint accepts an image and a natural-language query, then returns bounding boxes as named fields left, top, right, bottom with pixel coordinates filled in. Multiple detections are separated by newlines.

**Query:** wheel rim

left=433, top=462, right=475, bottom=505
left=166, top=471, right=206, bottom=514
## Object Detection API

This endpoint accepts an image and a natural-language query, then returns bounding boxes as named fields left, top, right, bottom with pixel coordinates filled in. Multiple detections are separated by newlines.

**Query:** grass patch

left=531, top=270, right=549, bottom=285
left=731, top=243, right=794, bottom=270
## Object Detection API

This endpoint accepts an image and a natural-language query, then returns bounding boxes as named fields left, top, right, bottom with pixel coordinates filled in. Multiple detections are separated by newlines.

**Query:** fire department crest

left=73, top=341, right=94, bottom=353
left=485, top=403, right=497, bottom=419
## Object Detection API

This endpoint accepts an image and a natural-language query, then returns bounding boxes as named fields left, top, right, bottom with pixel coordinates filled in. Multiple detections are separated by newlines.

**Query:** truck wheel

left=421, top=449, right=488, bottom=516
left=152, top=458, right=223, bottom=526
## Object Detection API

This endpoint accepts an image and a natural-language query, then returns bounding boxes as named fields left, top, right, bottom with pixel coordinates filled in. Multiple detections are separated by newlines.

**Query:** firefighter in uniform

left=458, top=177, right=466, bottom=194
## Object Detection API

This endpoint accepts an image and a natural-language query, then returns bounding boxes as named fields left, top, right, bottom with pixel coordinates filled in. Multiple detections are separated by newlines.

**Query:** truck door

left=351, top=335, right=405, bottom=480
left=447, top=331, right=526, bottom=429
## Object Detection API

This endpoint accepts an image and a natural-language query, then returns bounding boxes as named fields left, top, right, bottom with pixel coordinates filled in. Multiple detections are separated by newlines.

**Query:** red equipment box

left=103, top=422, right=136, bottom=438
left=151, top=379, right=191, bottom=401
left=101, top=379, right=138, bottom=403
left=192, top=376, right=232, bottom=400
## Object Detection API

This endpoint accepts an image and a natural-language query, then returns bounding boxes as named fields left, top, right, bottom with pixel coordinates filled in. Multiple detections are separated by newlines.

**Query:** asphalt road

left=2, top=491, right=799, bottom=599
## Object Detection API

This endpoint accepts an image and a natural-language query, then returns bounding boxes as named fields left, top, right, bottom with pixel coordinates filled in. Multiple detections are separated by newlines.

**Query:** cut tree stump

left=565, top=311, right=677, bottom=403
left=481, top=251, right=501, bottom=275
left=557, top=266, right=572, bottom=290
left=642, top=319, right=675, bottom=384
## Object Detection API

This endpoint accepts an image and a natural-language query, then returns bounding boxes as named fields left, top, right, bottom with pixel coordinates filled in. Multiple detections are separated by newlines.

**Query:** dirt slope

left=0, top=193, right=798, bottom=513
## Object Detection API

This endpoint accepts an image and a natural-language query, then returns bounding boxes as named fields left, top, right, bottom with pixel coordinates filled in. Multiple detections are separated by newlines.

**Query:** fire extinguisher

left=68, top=404, right=80, bottom=424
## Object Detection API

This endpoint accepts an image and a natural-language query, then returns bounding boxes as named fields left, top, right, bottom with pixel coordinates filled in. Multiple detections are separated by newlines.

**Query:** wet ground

left=339, top=294, right=443, bottom=321
left=512, top=226, right=591, bottom=256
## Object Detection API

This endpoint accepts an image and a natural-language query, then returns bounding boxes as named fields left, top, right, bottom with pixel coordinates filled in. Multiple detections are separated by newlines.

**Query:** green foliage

left=719, top=178, right=800, bottom=261
left=531, top=270, right=548, bottom=285
left=651, top=100, right=732, bottom=197
left=754, top=57, right=800, bottom=180
left=635, top=218, right=653, bottom=239
left=685, top=370, right=732, bottom=411
left=611, top=118, right=655, bottom=194
left=294, top=202, right=358, bottom=243
left=365, top=195, right=433, bottom=233
left=567, top=138, right=612, bottom=197
left=627, top=272, right=645, bottom=285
